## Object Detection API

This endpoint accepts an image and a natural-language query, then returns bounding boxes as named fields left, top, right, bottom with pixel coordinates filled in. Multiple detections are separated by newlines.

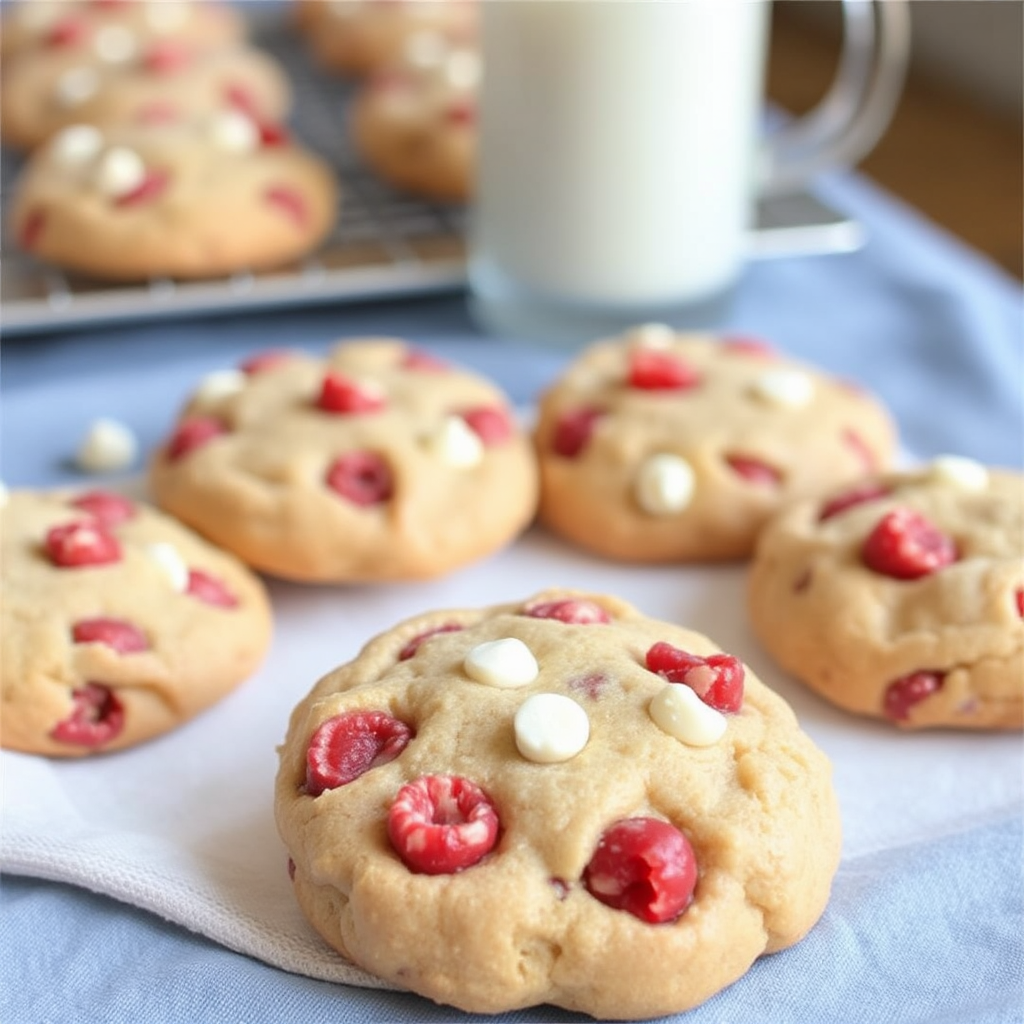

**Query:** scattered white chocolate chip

left=635, top=453, right=695, bottom=515
left=193, top=369, right=247, bottom=408
left=404, top=28, right=449, bottom=68
left=93, top=24, right=137, bottom=63
left=751, top=368, right=816, bottom=408
left=76, top=418, right=138, bottom=473
left=55, top=67, right=100, bottom=108
left=464, top=638, right=539, bottom=689
left=628, top=323, right=676, bottom=349
left=51, top=124, right=104, bottom=167
left=146, top=542, right=189, bottom=592
left=649, top=683, right=727, bottom=747
left=445, top=49, right=481, bottom=90
left=94, top=147, right=146, bottom=199
left=514, top=693, right=590, bottom=764
left=424, top=416, right=484, bottom=468
left=927, top=454, right=989, bottom=492
left=207, top=110, right=260, bottom=154
left=145, top=1, right=190, bottom=32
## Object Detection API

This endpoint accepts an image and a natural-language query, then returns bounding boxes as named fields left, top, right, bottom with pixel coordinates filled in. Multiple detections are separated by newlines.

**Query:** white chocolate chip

left=193, top=369, right=246, bottom=408
left=145, top=1, right=190, bottom=32
left=445, top=49, right=481, bottom=90
left=751, top=368, right=816, bottom=408
left=514, top=693, right=590, bottom=763
left=425, top=416, right=484, bottom=468
left=76, top=418, right=138, bottom=473
left=628, top=323, right=676, bottom=349
left=93, top=24, right=137, bottom=63
left=55, top=67, right=100, bottom=108
left=404, top=28, right=449, bottom=68
left=94, top=147, right=146, bottom=199
left=464, top=638, right=539, bottom=689
left=927, top=454, right=989, bottom=492
left=206, top=110, right=260, bottom=154
left=635, top=453, right=695, bottom=515
left=649, top=683, right=727, bottom=747
left=146, top=542, right=189, bottom=592
left=51, top=124, right=104, bottom=167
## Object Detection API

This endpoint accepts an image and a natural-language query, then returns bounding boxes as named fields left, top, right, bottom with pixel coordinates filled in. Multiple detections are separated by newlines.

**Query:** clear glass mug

left=468, top=0, right=911, bottom=343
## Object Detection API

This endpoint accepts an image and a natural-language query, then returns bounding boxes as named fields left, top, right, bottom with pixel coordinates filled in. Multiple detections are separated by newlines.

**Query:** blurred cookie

left=11, top=115, right=337, bottom=280
left=1, top=487, right=272, bottom=757
left=533, top=326, right=897, bottom=563
left=351, top=37, right=477, bottom=201
left=275, top=588, right=840, bottom=1018
left=748, top=459, right=1024, bottom=730
left=149, top=338, right=538, bottom=582
left=1, top=41, right=288, bottom=150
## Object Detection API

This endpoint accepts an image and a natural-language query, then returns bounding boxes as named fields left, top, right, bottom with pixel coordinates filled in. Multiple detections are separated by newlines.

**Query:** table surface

left=2, top=169, right=1022, bottom=1024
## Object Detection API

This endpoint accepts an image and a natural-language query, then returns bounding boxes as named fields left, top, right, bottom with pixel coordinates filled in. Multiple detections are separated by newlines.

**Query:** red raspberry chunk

left=239, top=349, right=293, bottom=375
left=257, top=121, right=290, bottom=147
left=114, top=168, right=170, bottom=207
left=460, top=405, right=512, bottom=445
left=19, top=208, right=46, bottom=250
left=166, top=416, right=227, bottom=460
left=583, top=817, right=697, bottom=923
left=862, top=508, right=958, bottom=580
left=51, top=683, right=125, bottom=748
left=46, top=521, right=122, bottom=568
left=387, top=774, right=500, bottom=875
left=69, top=490, right=136, bottom=526
left=524, top=598, right=611, bottom=625
left=446, top=100, right=475, bottom=125
left=306, top=711, right=414, bottom=796
left=552, top=407, right=604, bottom=458
left=819, top=483, right=891, bottom=522
left=72, top=617, right=149, bottom=653
left=645, top=641, right=744, bottom=713
left=720, top=335, right=776, bottom=357
left=317, top=371, right=386, bottom=414
left=568, top=672, right=608, bottom=700
left=143, top=40, right=193, bottom=74
left=842, top=427, right=879, bottom=472
left=185, top=569, right=238, bottom=608
left=224, top=81, right=259, bottom=115
left=46, top=16, right=89, bottom=47
left=401, top=349, right=449, bottom=372
left=398, top=623, right=463, bottom=661
left=627, top=349, right=700, bottom=391
left=1016, top=588, right=1024, bottom=617
left=725, top=454, right=782, bottom=486
left=264, top=185, right=308, bottom=227
left=883, top=670, right=944, bottom=722
left=326, top=451, right=394, bottom=506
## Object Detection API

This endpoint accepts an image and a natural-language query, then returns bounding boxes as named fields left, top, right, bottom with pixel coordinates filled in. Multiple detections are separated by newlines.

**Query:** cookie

left=748, top=458, right=1024, bottom=730
left=351, top=38, right=477, bottom=202
left=0, top=487, right=272, bottom=757
left=533, top=326, right=898, bottom=563
left=148, top=339, right=538, bottom=583
left=274, top=588, right=841, bottom=1018
left=0, top=0, right=246, bottom=61
left=0, top=41, right=289, bottom=150
left=296, top=0, right=476, bottom=78
left=11, top=116, right=337, bottom=280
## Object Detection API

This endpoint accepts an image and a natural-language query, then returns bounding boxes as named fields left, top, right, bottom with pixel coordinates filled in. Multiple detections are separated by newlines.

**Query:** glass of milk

left=469, top=0, right=910, bottom=342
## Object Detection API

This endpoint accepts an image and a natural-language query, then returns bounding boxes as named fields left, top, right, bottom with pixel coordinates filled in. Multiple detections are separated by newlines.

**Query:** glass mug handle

left=760, top=0, right=912, bottom=195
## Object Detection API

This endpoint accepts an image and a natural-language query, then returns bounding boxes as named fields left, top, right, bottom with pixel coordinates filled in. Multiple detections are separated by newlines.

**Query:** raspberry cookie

left=534, top=326, right=897, bottom=563
left=351, top=38, right=477, bottom=202
left=148, top=339, right=538, bottom=583
left=11, top=116, right=337, bottom=280
left=275, top=588, right=841, bottom=1018
left=1, top=488, right=272, bottom=757
left=0, top=41, right=288, bottom=150
left=748, top=458, right=1024, bottom=730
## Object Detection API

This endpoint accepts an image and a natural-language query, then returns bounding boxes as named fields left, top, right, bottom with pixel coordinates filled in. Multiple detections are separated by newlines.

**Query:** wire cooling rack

left=0, top=7, right=863, bottom=337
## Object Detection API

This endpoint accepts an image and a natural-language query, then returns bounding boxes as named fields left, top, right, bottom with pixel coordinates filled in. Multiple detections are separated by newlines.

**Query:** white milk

left=471, top=0, right=770, bottom=312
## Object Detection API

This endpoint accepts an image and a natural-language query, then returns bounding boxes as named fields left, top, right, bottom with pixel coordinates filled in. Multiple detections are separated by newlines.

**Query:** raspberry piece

left=223, top=81, right=259, bottom=115
left=186, top=569, right=238, bottom=608
left=114, top=168, right=170, bottom=207
left=257, top=121, right=290, bottom=148
left=72, top=617, right=149, bottom=653
left=143, top=40, right=193, bottom=74
left=264, top=185, right=308, bottom=227
left=47, top=17, right=89, bottom=47
left=69, top=490, right=136, bottom=526
left=306, top=711, right=414, bottom=796
left=552, top=407, right=604, bottom=458
left=460, top=406, right=512, bottom=445
left=883, top=670, right=944, bottom=722
left=842, top=427, right=879, bottom=472
left=317, top=372, right=386, bottom=414
left=1016, top=588, right=1024, bottom=617
left=627, top=349, right=700, bottom=391
left=446, top=100, right=475, bottom=125
left=725, top=454, right=781, bottom=486
left=46, top=521, right=122, bottom=568
left=568, top=672, right=608, bottom=700
left=50, top=683, right=125, bottom=748
left=720, top=335, right=776, bottom=357
left=645, top=641, right=744, bottom=713
left=135, top=101, right=179, bottom=125
left=398, top=623, right=463, bottom=661
left=583, top=817, right=697, bottom=923
left=401, top=349, right=449, bottom=372
left=524, top=598, right=610, bottom=625
left=166, top=416, right=227, bottom=460
left=19, top=208, right=46, bottom=250
left=819, top=483, right=891, bottom=521
left=239, top=349, right=293, bottom=374
left=326, top=452, right=393, bottom=506
left=387, top=774, right=500, bottom=875
left=862, top=508, right=958, bottom=580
